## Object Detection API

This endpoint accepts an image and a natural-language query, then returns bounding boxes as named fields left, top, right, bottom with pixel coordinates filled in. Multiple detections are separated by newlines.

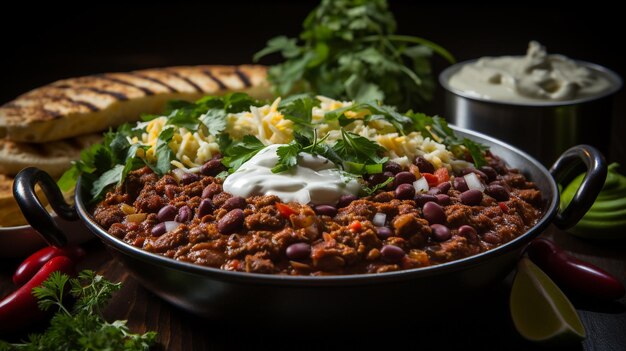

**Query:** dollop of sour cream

left=448, top=41, right=613, bottom=103
left=223, top=144, right=360, bottom=205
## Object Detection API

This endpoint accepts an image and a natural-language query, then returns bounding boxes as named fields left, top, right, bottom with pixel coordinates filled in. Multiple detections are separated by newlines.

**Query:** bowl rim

left=74, top=125, right=560, bottom=287
left=439, top=58, right=623, bottom=107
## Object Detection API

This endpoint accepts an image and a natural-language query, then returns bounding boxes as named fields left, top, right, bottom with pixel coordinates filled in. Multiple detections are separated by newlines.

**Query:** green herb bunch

left=254, top=0, right=455, bottom=111
left=0, top=270, right=156, bottom=351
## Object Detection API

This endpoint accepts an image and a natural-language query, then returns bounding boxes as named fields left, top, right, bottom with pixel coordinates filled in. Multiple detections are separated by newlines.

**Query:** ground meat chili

left=93, top=153, right=544, bottom=275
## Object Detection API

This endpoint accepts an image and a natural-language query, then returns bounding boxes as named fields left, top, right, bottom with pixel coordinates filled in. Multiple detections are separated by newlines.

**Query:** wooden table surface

left=1, top=225, right=624, bottom=350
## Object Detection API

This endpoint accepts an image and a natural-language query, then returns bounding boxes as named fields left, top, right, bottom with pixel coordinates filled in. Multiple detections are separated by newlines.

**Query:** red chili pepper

left=276, top=203, right=297, bottom=218
left=422, top=173, right=439, bottom=187
left=434, top=167, right=450, bottom=185
left=0, top=256, right=75, bottom=334
left=527, top=238, right=625, bottom=300
left=498, top=202, right=509, bottom=213
left=349, top=220, right=362, bottom=232
left=13, top=245, right=85, bottom=286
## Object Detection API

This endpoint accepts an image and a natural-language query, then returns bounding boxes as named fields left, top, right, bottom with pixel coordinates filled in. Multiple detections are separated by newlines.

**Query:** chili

left=0, top=256, right=75, bottom=334
left=13, top=245, right=85, bottom=286
left=527, top=238, right=625, bottom=300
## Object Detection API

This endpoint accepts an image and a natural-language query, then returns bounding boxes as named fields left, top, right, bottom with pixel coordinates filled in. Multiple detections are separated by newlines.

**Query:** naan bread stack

left=0, top=65, right=270, bottom=227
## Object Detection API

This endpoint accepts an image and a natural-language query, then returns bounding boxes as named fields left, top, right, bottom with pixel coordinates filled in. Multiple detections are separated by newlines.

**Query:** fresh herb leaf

left=254, top=0, right=455, bottom=111
left=166, top=109, right=199, bottom=131
left=272, top=143, right=301, bottom=173
left=153, top=127, right=175, bottom=176
left=360, top=176, right=393, bottom=196
left=406, top=112, right=487, bottom=167
left=221, top=135, right=266, bottom=172
left=4, top=270, right=157, bottom=351
left=332, top=129, right=388, bottom=165
left=199, top=108, right=227, bottom=135
left=90, top=164, right=124, bottom=199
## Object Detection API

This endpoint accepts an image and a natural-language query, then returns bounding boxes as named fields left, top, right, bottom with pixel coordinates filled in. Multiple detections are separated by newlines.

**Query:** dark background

left=1, top=3, right=624, bottom=166
left=1, top=4, right=625, bottom=350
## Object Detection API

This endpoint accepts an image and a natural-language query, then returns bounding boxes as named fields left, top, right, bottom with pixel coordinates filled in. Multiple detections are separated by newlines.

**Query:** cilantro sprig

left=58, top=93, right=263, bottom=202
left=0, top=270, right=156, bottom=350
left=254, top=0, right=455, bottom=111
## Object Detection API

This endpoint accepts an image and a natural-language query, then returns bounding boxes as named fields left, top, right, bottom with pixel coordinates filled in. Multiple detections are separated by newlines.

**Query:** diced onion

left=372, top=212, right=387, bottom=227
left=464, top=172, right=485, bottom=192
left=164, top=221, right=180, bottom=232
left=413, top=177, right=429, bottom=193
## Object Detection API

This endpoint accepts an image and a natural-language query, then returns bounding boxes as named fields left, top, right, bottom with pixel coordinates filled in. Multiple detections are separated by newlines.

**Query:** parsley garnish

left=254, top=0, right=455, bottom=111
left=58, top=93, right=263, bottom=202
left=0, top=270, right=156, bottom=350
left=220, top=135, right=266, bottom=172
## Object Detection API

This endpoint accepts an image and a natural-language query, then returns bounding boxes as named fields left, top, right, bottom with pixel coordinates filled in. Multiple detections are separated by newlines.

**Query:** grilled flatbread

left=0, top=134, right=101, bottom=178
left=0, top=65, right=271, bottom=143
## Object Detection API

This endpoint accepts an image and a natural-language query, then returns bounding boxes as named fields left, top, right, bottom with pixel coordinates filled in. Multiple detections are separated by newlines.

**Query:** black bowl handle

left=549, top=145, right=607, bottom=230
left=13, top=167, right=78, bottom=247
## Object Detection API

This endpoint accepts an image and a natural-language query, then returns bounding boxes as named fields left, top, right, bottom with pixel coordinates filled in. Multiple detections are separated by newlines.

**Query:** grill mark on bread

left=202, top=70, right=227, bottom=90
left=167, top=70, right=202, bottom=93
left=55, top=84, right=130, bottom=101
left=127, top=72, right=178, bottom=93
left=97, top=75, right=155, bottom=96
left=38, top=94, right=99, bottom=112
left=234, top=68, right=252, bottom=88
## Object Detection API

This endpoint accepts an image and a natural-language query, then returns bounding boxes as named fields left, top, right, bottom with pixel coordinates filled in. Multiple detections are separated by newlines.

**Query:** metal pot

left=439, top=60, right=622, bottom=166
left=12, top=127, right=606, bottom=322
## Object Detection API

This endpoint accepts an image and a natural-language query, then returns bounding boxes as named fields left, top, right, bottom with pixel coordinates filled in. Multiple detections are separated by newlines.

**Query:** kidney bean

left=437, top=182, right=451, bottom=194
left=157, top=205, right=177, bottom=222
left=12, top=245, right=85, bottom=287
left=286, top=243, right=311, bottom=260
left=381, top=245, right=405, bottom=263
left=337, top=194, right=358, bottom=208
left=176, top=205, right=192, bottom=222
left=383, top=161, right=402, bottom=174
left=368, top=173, right=392, bottom=186
left=485, top=184, right=510, bottom=201
left=479, top=166, right=498, bottom=181
left=414, top=156, right=435, bottom=174
left=198, top=199, right=214, bottom=218
left=430, top=224, right=451, bottom=242
left=181, top=172, right=199, bottom=185
left=151, top=222, right=167, bottom=236
left=201, top=159, right=226, bottom=176
left=527, top=238, right=625, bottom=300
left=394, top=171, right=416, bottom=187
left=395, top=183, right=415, bottom=200
left=376, top=227, right=393, bottom=239
left=458, top=225, right=477, bottom=237
left=414, top=194, right=437, bottom=207
left=435, top=194, right=451, bottom=206
left=223, top=196, right=247, bottom=210
left=314, top=205, right=337, bottom=217
left=0, top=256, right=75, bottom=333
left=423, top=202, right=446, bottom=224
left=218, top=209, right=245, bottom=234
left=202, top=184, right=220, bottom=199
left=453, top=177, right=469, bottom=192
left=460, top=189, right=483, bottom=206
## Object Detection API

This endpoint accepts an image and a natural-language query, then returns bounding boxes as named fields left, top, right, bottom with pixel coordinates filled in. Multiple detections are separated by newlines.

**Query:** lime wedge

left=510, top=258, right=586, bottom=343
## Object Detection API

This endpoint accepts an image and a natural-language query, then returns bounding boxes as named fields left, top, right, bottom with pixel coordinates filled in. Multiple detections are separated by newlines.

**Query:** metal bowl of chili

left=12, top=126, right=606, bottom=321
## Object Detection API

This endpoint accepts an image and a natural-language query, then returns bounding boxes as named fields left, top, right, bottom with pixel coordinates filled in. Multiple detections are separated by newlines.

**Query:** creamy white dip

left=222, top=144, right=360, bottom=205
left=448, top=41, right=613, bottom=103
